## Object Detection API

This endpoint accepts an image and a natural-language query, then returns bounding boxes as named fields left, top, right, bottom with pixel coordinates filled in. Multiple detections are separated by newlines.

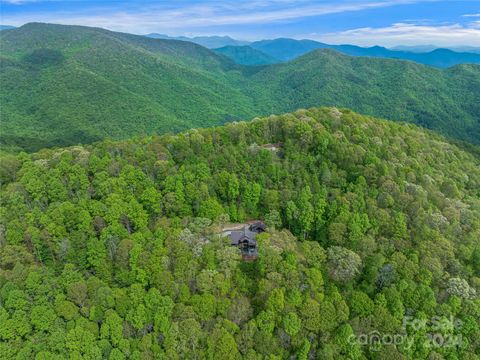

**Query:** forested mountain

left=249, top=38, right=480, bottom=67
left=245, top=50, right=480, bottom=146
left=213, top=45, right=278, bottom=65
left=145, top=33, right=250, bottom=48
left=249, top=38, right=324, bottom=61
left=1, top=23, right=480, bottom=152
left=146, top=34, right=480, bottom=65
left=1, top=107, right=479, bottom=359
left=0, top=23, right=255, bottom=151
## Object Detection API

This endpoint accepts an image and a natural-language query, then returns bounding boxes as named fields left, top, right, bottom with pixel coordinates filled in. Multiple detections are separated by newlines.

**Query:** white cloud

left=312, top=22, right=480, bottom=47
left=462, top=13, right=480, bottom=18
left=3, top=0, right=468, bottom=47
left=2, top=0, right=32, bottom=4
left=1, top=0, right=62, bottom=3
left=1, top=0, right=438, bottom=34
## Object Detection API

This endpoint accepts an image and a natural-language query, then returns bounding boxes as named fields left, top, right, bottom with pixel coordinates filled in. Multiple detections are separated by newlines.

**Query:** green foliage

left=213, top=45, right=279, bottom=65
left=23, top=48, right=65, bottom=66
left=349, top=290, right=375, bottom=317
left=1, top=23, right=480, bottom=152
left=282, top=312, right=301, bottom=337
left=1, top=107, right=479, bottom=358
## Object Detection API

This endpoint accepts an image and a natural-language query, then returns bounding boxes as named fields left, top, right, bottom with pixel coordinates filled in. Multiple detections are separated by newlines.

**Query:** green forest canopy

left=1, top=23, right=480, bottom=152
left=1, top=107, right=479, bottom=359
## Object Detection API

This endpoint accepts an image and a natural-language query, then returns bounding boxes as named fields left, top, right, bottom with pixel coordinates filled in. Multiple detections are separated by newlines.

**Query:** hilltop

left=1, top=107, right=479, bottom=359
left=0, top=23, right=254, bottom=151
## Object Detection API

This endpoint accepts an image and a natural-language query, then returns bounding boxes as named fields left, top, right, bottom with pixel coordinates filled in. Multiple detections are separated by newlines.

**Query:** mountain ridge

left=145, top=33, right=250, bottom=48
left=143, top=33, right=480, bottom=68
left=1, top=23, right=480, bottom=151
left=249, top=38, right=480, bottom=68
left=213, top=45, right=279, bottom=65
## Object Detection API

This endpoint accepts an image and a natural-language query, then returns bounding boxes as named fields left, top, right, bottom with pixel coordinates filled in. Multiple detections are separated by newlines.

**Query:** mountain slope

left=0, top=23, right=256, bottom=151
left=1, top=23, right=480, bottom=151
left=213, top=45, right=279, bottom=65
left=245, top=49, right=480, bottom=145
left=250, top=38, right=480, bottom=67
left=250, top=38, right=323, bottom=61
left=1, top=107, right=479, bottom=359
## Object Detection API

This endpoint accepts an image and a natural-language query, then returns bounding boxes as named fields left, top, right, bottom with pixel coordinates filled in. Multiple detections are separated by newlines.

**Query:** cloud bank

left=0, top=0, right=438, bottom=32
left=314, top=22, right=480, bottom=47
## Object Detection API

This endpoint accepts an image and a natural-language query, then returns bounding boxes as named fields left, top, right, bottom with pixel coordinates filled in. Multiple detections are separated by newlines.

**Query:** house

left=225, top=221, right=265, bottom=260
left=260, top=143, right=283, bottom=152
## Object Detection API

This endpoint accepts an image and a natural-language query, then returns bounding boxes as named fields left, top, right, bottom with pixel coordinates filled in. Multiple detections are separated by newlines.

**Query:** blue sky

left=1, top=0, right=479, bottom=46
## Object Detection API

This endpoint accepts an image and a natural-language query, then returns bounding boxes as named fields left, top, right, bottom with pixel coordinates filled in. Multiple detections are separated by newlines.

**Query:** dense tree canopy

left=1, top=107, right=479, bottom=359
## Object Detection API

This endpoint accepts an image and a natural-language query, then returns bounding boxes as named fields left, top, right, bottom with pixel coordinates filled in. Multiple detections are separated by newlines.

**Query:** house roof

left=224, top=221, right=266, bottom=248
left=230, top=225, right=257, bottom=246
left=249, top=221, right=266, bottom=233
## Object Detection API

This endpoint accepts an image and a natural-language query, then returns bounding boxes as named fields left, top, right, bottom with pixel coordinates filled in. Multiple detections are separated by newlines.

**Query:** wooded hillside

left=1, top=107, right=479, bottom=359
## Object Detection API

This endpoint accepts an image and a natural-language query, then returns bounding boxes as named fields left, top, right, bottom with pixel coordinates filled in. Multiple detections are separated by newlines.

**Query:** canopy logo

left=348, top=315, right=463, bottom=351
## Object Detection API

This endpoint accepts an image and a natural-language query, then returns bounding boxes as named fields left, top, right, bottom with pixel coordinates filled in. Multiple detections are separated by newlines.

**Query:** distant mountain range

left=145, top=33, right=480, bottom=68
left=245, top=38, right=480, bottom=68
left=213, top=45, right=278, bottom=66
left=145, top=33, right=249, bottom=49
left=0, top=25, right=16, bottom=31
left=1, top=23, right=479, bottom=151
left=392, top=44, right=480, bottom=54
left=4, top=26, right=479, bottom=67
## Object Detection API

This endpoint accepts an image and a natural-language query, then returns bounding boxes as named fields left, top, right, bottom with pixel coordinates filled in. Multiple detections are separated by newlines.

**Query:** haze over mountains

left=0, top=25, right=16, bottom=31
left=242, top=38, right=480, bottom=68
left=1, top=23, right=479, bottom=151
left=142, top=32, right=480, bottom=68
left=145, top=33, right=250, bottom=49
left=392, top=44, right=480, bottom=54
